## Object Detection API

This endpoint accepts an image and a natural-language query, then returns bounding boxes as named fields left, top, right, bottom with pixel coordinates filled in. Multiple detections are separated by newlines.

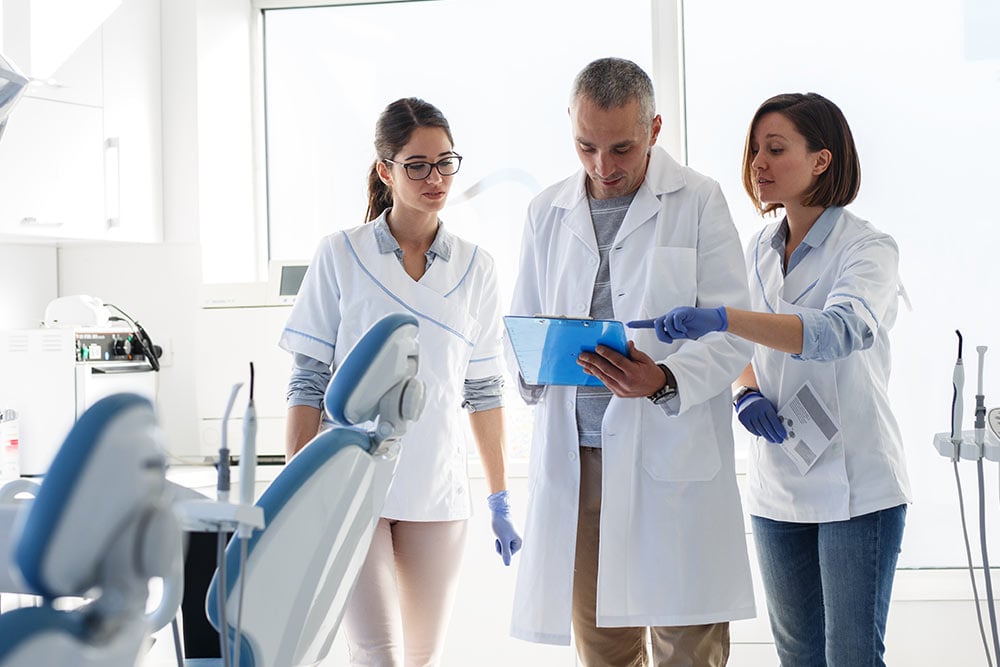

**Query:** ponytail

left=365, top=160, right=393, bottom=222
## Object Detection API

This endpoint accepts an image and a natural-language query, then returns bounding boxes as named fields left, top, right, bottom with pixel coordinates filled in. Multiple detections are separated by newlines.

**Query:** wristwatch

left=647, top=364, right=677, bottom=405
left=732, top=385, right=759, bottom=408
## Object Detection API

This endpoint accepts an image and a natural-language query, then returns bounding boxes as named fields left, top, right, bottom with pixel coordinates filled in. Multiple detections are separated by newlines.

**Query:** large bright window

left=263, top=0, right=656, bottom=460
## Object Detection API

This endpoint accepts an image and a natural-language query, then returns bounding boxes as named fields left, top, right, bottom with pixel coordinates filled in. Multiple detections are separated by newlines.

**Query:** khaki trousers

left=572, top=446, right=730, bottom=667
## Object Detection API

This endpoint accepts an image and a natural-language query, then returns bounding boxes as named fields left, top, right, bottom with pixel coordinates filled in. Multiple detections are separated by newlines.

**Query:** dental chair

left=191, top=311, right=424, bottom=667
left=0, top=393, right=183, bottom=666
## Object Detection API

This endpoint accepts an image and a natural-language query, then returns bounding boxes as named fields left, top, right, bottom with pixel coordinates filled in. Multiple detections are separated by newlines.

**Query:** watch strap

left=733, top=385, right=762, bottom=410
left=648, top=364, right=677, bottom=405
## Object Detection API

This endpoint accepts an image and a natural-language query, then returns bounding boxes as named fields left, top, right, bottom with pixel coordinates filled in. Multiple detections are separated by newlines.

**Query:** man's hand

left=576, top=341, right=666, bottom=398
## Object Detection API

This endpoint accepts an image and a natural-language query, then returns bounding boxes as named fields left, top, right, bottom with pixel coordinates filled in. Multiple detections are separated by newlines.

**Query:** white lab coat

left=280, top=215, right=506, bottom=521
left=745, top=207, right=911, bottom=522
left=508, top=147, right=756, bottom=645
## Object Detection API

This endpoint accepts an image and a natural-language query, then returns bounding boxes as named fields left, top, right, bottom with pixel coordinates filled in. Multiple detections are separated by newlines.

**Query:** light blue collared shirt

left=372, top=213, right=453, bottom=269
left=769, top=208, right=874, bottom=362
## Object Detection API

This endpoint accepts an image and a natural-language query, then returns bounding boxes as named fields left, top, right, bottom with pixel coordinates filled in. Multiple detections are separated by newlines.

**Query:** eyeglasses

left=384, top=155, right=463, bottom=180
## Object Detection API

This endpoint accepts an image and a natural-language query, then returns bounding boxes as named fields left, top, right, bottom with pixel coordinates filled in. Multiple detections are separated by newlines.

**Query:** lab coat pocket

left=641, top=247, right=697, bottom=317
left=640, top=402, right=721, bottom=482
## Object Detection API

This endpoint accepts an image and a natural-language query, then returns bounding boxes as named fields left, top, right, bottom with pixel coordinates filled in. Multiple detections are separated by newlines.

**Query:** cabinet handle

left=19, top=217, right=63, bottom=228
left=104, top=137, right=120, bottom=229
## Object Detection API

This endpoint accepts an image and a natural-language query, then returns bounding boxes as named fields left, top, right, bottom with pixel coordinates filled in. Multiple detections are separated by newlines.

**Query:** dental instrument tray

left=504, top=316, right=629, bottom=387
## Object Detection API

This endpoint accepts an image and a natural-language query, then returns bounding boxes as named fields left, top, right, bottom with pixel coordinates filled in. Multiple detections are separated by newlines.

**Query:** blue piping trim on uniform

left=829, top=291, right=879, bottom=326
left=282, top=327, right=336, bottom=350
left=469, top=353, right=500, bottom=363
left=791, top=278, right=820, bottom=305
left=341, top=231, right=475, bottom=347
left=444, top=246, right=479, bottom=298
left=753, top=229, right=777, bottom=314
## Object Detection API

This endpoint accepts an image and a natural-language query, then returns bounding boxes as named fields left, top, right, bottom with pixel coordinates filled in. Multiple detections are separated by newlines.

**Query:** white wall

left=160, top=0, right=200, bottom=246
left=0, top=244, right=57, bottom=329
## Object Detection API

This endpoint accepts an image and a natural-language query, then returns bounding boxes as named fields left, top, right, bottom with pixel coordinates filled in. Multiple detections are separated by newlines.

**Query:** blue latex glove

left=735, top=391, right=787, bottom=444
left=628, top=306, right=728, bottom=343
left=487, top=490, right=522, bottom=566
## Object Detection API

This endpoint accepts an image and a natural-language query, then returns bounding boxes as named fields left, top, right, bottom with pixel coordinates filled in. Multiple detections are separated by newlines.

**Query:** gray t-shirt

left=576, top=191, right=635, bottom=447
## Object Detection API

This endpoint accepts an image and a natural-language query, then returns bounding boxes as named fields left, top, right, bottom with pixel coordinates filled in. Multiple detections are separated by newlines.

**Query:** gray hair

left=571, top=57, right=656, bottom=128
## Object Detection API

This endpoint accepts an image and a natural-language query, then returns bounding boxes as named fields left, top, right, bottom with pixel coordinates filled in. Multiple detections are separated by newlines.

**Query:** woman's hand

left=628, top=306, right=728, bottom=343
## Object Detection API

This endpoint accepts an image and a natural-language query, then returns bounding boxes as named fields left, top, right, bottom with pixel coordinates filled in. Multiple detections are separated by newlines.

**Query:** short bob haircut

left=741, top=92, right=861, bottom=216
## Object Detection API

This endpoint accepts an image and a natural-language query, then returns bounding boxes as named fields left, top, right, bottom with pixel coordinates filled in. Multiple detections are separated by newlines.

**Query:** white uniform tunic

left=280, top=213, right=506, bottom=521
left=746, top=206, right=911, bottom=523
left=508, top=147, right=756, bottom=645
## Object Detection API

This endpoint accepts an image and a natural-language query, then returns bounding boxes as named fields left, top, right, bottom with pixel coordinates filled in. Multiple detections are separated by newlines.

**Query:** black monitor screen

left=279, top=265, right=308, bottom=296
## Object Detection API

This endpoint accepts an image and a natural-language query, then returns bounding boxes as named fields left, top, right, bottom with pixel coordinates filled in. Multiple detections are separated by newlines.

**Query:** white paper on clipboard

left=777, top=381, right=840, bottom=475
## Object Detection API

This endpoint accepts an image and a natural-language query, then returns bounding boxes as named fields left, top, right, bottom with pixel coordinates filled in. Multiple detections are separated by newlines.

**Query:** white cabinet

left=0, top=0, right=162, bottom=243
left=0, top=96, right=105, bottom=238
left=102, top=0, right=162, bottom=243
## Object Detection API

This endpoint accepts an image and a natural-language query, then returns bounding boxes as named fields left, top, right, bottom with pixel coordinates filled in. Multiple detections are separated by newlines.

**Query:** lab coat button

left=565, top=401, right=573, bottom=410
left=568, top=451, right=578, bottom=461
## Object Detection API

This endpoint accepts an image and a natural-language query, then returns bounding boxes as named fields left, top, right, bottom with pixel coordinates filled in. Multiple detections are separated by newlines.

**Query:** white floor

left=136, top=468, right=997, bottom=666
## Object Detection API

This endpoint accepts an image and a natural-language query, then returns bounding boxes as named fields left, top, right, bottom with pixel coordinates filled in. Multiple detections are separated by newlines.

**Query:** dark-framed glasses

left=384, top=155, right=463, bottom=180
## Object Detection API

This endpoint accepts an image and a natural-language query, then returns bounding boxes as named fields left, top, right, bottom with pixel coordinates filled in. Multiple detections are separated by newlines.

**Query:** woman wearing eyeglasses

left=280, top=97, right=521, bottom=666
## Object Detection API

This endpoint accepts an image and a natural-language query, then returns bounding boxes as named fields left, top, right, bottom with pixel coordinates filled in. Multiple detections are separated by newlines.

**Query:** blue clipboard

left=503, top=316, right=629, bottom=387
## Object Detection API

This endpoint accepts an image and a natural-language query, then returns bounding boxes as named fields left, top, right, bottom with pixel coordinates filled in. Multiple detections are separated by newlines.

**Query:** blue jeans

left=751, top=505, right=906, bottom=667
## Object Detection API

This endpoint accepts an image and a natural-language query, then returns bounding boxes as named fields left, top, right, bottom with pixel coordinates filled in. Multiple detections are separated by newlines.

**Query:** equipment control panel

left=75, top=330, right=144, bottom=363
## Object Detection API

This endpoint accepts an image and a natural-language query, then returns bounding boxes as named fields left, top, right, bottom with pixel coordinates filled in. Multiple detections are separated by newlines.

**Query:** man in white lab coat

left=507, top=57, right=756, bottom=666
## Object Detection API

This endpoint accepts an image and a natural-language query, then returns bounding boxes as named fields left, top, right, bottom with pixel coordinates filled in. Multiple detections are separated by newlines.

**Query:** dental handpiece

left=219, top=382, right=244, bottom=502
left=975, top=346, right=988, bottom=448
left=238, top=362, right=257, bottom=537
left=952, top=330, right=964, bottom=461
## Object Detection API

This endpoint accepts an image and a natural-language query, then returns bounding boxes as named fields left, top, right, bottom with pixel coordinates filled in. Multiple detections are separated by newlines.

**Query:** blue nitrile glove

left=735, top=391, right=787, bottom=444
left=487, top=490, right=522, bottom=566
left=627, top=306, right=728, bottom=343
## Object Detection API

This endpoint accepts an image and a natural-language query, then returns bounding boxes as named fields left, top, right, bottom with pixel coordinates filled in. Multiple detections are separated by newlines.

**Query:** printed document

left=778, top=381, right=840, bottom=475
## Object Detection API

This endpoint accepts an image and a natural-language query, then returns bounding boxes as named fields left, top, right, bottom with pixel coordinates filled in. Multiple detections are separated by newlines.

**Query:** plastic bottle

left=1, top=409, right=20, bottom=481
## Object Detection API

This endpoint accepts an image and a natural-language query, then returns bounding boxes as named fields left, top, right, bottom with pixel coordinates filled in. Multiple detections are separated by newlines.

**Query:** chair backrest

left=16, top=392, right=167, bottom=598
left=324, top=312, right=420, bottom=427
left=207, top=312, right=421, bottom=667
left=0, top=392, right=173, bottom=667
left=207, top=427, right=390, bottom=666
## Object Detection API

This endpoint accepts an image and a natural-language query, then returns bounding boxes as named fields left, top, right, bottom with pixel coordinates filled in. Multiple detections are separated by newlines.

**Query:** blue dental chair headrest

left=0, top=392, right=179, bottom=667
left=15, top=393, right=167, bottom=598
left=324, top=312, right=420, bottom=427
